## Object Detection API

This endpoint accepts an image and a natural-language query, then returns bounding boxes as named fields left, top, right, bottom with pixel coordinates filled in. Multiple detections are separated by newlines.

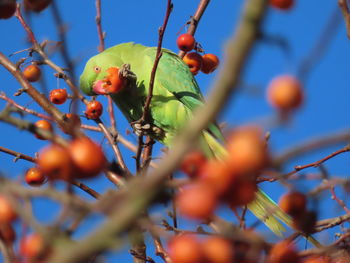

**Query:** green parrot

left=79, top=42, right=317, bottom=242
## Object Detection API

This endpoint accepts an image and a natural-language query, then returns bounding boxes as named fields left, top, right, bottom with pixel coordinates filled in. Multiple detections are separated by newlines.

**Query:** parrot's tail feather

left=202, top=132, right=323, bottom=247
left=202, top=131, right=228, bottom=159
left=247, top=189, right=289, bottom=237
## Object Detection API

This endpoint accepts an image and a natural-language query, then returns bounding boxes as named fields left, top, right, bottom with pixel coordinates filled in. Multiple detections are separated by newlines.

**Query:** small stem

left=178, top=0, right=211, bottom=58
left=95, top=0, right=105, bottom=52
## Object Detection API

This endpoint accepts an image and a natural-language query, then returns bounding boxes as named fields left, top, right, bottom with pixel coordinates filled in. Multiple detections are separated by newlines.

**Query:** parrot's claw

left=131, top=121, right=164, bottom=139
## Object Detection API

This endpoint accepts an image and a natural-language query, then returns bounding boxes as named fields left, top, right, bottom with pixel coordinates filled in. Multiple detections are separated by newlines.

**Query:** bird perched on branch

left=79, top=42, right=318, bottom=244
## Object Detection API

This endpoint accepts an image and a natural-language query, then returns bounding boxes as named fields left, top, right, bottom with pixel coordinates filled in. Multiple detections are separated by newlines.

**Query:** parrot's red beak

left=92, top=67, right=125, bottom=95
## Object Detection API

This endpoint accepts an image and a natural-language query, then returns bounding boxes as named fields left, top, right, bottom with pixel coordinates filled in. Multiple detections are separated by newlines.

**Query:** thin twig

left=0, top=92, right=51, bottom=120
left=297, top=5, right=341, bottom=82
left=339, top=0, right=350, bottom=39
left=274, top=130, right=350, bottom=167
left=178, top=0, right=211, bottom=58
left=95, top=0, right=105, bottom=52
left=294, top=145, right=350, bottom=171
left=0, top=146, right=35, bottom=163
left=329, top=184, right=350, bottom=214
left=50, top=1, right=77, bottom=83
left=141, top=0, right=173, bottom=122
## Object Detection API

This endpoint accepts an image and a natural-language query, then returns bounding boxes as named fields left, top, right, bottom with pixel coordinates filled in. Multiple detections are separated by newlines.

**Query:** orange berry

left=177, top=33, right=196, bottom=52
left=104, top=67, right=125, bottom=94
left=36, top=144, right=73, bottom=181
left=303, top=256, right=331, bottom=263
left=180, top=151, right=207, bottom=178
left=34, top=119, right=53, bottom=140
left=228, top=179, right=257, bottom=207
left=279, top=191, right=307, bottom=217
left=267, top=75, right=303, bottom=111
left=167, top=235, right=204, bottom=263
left=49, top=88, right=68, bottom=105
left=202, top=236, right=234, bottom=263
left=176, top=182, right=217, bottom=220
left=24, top=0, right=52, bottom=12
left=268, top=241, right=300, bottom=263
left=68, top=137, right=107, bottom=179
left=201, top=54, right=220, bottom=74
left=269, top=0, right=294, bottom=10
left=23, top=64, right=42, bottom=82
left=183, top=52, right=203, bottom=75
left=0, top=0, right=16, bottom=19
left=20, top=233, right=46, bottom=260
left=226, top=126, right=269, bottom=176
left=85, top=100, right=103, bottom=119
left=0, top=196, right=17, bottom=224
left=25, top=167, right=46, bottom=186
left=0, top=224, right=16, bottom=244
left=198, top=160, right=237, bottom=196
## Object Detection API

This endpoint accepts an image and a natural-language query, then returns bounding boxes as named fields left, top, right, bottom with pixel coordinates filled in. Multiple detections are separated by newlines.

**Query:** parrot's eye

left=94, top=66, right=101, bottom=73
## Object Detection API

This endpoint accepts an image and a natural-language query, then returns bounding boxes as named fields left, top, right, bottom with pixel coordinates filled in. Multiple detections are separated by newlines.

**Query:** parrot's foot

left=131, top=121, right=164, bottom=139
left=120, top=64, right=137, bottom=87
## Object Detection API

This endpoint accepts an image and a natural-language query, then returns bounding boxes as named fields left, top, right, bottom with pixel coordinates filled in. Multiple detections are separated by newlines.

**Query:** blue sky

left=0, top=0, right=349, bottom=261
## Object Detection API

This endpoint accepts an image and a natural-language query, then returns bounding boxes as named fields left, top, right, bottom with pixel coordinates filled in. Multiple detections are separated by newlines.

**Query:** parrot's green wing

left=142, top=47, right=224, bottom=143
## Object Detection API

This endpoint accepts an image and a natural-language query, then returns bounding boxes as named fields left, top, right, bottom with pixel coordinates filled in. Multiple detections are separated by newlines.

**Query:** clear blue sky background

left=0, top=0, right=349, bottom=262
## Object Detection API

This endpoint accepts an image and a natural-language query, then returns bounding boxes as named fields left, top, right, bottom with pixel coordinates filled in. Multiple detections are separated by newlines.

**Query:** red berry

left=177, top=33, right=196, bottom=52
left=183, top=52, right=203, bottom=75
left=36, top=144, right=73, bottom=181
left=0, top=0, right=16, bottom=19
left=268, top=241, right=300, bottom=263
left=85, top=100, right=103, bottom=119
left=202, top=236, right=234, bottom=263
left=34, top=119, right=53, bottom=140
left=49, top=88, right=68, bottom=105
left=269, top=0, right=294, bottom=10
left=23, top=64, right=41, bottom=82
left=226, top=126, right=269, bottom=176
left=68, top=137, right=107, bottom=179
left=20, top=233, right=46, bottom=260
left=0, top=224, right=16, bottom=244
left=201, top=54, right=220, bottom=74
left=103, top=67, right=125, bottom=94
left=25, top=167, right=46, bottom=186
left=24, top=0, right=52, bottom=12
left=176, top=182, right=217, bottom=220
left=180, top=151, right=207, bottom=178
left=168, top=235, right=204, bottom=263
left=267, top=75, right=303, bottom=111
left=279, top=191, right=307, bottom=217
left=0, top=195, right=17, bottom=224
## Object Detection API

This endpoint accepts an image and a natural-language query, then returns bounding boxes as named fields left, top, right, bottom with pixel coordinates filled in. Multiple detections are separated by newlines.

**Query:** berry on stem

left=176, top=182, right=217, bottom=220
left=267, top=75, right=303, bottom=112
left=183, top=52, right=203, bottom=75
left=0, top=0, right=16, bottom=19
left=34, top=119, right=53, bottom=140
left=36, top=144, right=73, bottom=181
left=49, top=88, right=68, bottom=105
left=0, top=195, right=17, bottom=224
left=279, top=191, right=307, bottom=217
left=25, top=167, right=46, bottom=186
left=177, top=33, right=196, bottom=52
left=23, top=64, right=42, bottom=82
left=24, top=0, right=52, bottom=12
left=85, top=100, right=103, bottom=119
left=180, top=150, right=207, bottom=178
left=167, top=234, right=204, bottom=263
left=201, top=54, right=220, bottom=74
left=68, top=136, right=107, bottom=179
left=269, top=0, right=294, bottom=10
